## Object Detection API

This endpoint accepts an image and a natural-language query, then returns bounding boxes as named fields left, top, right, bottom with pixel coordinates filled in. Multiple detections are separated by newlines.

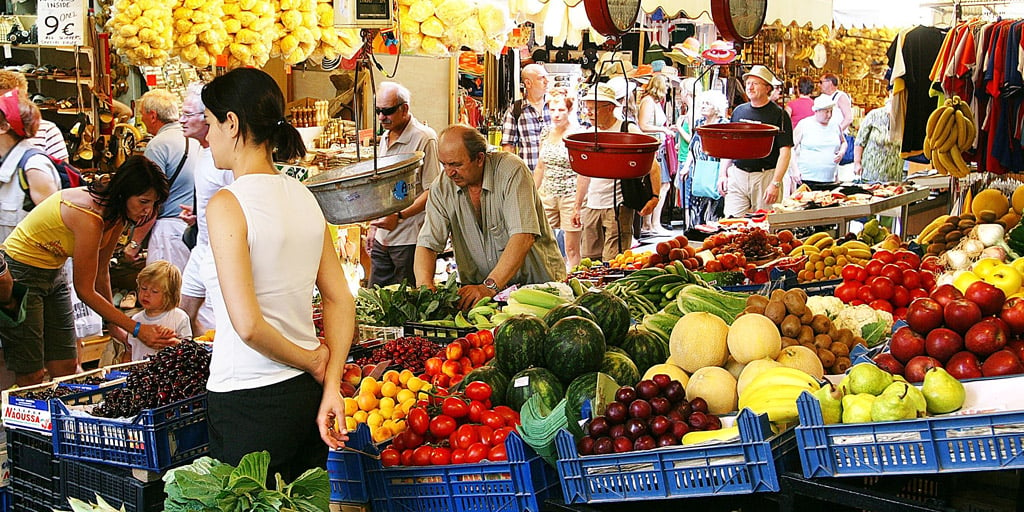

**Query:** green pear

left=813, top=383, right=844, bottom=425
left=841, top=393, right=875, bottom=423
left=846, top=363, right=893, bottom=396
left=893, top=374, right=908, bottom=383
left=922, top=367, right=966, bottom=414
left=871, top=384, right=915, bottom=422
left=881, top=381, right=926, bottom=417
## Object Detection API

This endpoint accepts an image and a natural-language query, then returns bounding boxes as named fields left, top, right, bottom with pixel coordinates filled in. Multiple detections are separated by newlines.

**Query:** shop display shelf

left=327, top=423, right=372, bottom=503
left=554, top=409, right=794, bottom=504
left=403, top=322, right=476, bottom=344
left=795, top=391, right=1024, bottom=478
left=60, top=459, right=166, bottom=512
left=365, top=431, right=559, bottom=512
left=51, top=389, right=209, bottom=472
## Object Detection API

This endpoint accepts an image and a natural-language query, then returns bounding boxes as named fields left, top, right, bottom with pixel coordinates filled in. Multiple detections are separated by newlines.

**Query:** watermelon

left=564, top=372, right=618, bottom=439
left=544, top=316, right=606, bottom=385
left=606, top=346, right=629, bottom=356
left=505, top=367, right=565, bottom=412
left=600, top=351, right=640, bottom=387
left=456, top=366, right=510, bottom=406
left=544, top=303, right=596, bottom=326
left=620, top=329, right=670, bottom=375
left=494, top=314, right=547, bottom=376
left=575, top=290, right=631, bottom=345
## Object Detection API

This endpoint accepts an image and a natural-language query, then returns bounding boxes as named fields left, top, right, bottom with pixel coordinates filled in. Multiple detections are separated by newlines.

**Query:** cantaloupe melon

left=724, top=356, right=746, bottom=379
left=685, top=366, right=737, bottom=415
left=669, top=312, right=729, bottom=373
left=1012, top=185, right=1024, bottom=215
left=727, top=314, right=782, bottom=364
left=972, top=189, right=1010, bottom=219
left=642, top=363, right=689, bottom=388
left=775, top=345, right=825, bottom=379
left=736, top=358, right=783, bottom=395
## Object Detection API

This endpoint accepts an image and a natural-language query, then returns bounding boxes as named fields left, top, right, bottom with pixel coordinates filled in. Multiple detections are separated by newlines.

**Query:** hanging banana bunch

left=923, top=95, right=976, bottom=179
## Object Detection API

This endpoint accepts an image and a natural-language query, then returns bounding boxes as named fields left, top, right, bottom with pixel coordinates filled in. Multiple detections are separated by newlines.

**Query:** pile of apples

left=876, top=281, right=1024, bottom=381
left=942, top=257, right=1024, bottom=298
left=834, top=250, right=940, bottom=320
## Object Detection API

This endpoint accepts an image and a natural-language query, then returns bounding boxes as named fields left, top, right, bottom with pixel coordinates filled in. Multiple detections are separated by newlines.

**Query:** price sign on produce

left=37, top=0, right=84, bottom=46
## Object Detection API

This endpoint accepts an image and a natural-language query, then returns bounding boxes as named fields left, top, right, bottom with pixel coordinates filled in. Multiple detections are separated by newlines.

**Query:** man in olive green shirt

left=415, top=124, right=566, bottom=310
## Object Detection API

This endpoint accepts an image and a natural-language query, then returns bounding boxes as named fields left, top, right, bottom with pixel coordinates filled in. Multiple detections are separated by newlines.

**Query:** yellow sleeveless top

left=2, top=191, right=103, bottom=269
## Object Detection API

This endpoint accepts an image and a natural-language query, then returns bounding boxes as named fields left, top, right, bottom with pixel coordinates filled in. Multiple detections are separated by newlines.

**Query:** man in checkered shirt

left=500, top=64, right=550, bottom=171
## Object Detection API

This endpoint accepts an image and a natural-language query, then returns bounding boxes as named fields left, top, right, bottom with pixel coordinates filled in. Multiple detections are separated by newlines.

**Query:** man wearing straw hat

left=717, top=65, right=794, bottom=218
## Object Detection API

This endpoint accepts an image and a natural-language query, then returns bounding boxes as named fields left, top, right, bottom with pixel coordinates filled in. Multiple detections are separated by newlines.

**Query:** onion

left=937, top=272, right=956, bottom=287
left=962, top=238, right=986, bottom=258
left=981, top=246, right=1007, bottom=261
left=946, top=249, right=970, bottom=270
left=976, top=223, right=1006, bottom=247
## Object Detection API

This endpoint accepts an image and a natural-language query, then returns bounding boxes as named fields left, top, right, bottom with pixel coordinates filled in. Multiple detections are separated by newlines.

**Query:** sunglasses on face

left=375, top=103, right=405, bottom=116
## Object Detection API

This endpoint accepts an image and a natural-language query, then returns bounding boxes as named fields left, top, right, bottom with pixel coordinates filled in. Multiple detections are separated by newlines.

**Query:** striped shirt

left=31, top=120, right=69, bottom=161
left=500, top=100, right=549, bottom=171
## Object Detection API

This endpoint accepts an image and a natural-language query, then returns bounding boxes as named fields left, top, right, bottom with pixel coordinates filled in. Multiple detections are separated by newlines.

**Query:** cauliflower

left=806, top=296, right=844, bottom=320
left=833, top=305, right=894, bottom=347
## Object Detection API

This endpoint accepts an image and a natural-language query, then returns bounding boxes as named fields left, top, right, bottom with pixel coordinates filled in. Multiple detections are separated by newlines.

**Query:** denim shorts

left=1, top=254, right=77, bottom=373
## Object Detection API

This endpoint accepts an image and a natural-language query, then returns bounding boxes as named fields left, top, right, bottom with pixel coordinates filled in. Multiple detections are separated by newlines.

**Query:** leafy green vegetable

left=162, top=451, right=330, bottom=512
left=355, top=274, right=462, bottom=326
left=54, top=495, right=127, bottom=512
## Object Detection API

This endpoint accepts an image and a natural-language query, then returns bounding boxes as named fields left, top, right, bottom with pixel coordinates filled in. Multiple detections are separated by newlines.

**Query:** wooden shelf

left=7, top=44, right=92, bottom=52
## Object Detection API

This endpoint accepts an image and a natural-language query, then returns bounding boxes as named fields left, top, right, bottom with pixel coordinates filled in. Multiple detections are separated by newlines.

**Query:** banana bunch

left=923, top=95, right=975, bottom=178
left=788, top=232, right=837, bottom=257
left=171, top=0, right=228, bottom=68
left=221, top=0, right=275, bottom=68
left=737, top=367, right=821, bottom=424
left=107, top=0, right=174, bottom=66
left=270, top=0, right=319, bottom=65
left=914, top=214, right=952, bottom=246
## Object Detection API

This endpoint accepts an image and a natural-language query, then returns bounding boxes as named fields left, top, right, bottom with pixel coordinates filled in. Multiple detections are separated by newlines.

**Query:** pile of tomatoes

left=834, top=250, right=941, bottom=319
left=421, top=330, right=495, bottom=388
left=379, top=381, right=521, bottom=467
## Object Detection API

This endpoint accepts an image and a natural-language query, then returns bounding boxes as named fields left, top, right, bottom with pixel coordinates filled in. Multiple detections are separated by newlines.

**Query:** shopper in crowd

left=854, top=97, right=903, bottom=183
left=574, top=85, right=661, bottom=261
left=178, top=82, right=232, bottom=337
left=717, top=65, right=794, bottom=217
left=637, top=74, right=676, bottom=236
left=819, top=73, right=853, bottom=134
left=785, top=76, right=815, bottom=127
left=682, top=90, right=728, bottom=226
left=0, top=90, right=61, bottom=241
left=416, top=124, right=565, bottom=310
left=501, top=63, right=550, bottom=171
left=715, top=65, right=747, bottom=110
left=126, top=260, right=190, bottom=362
left=1, top=155, right=175, bottom=386
left=533, top=89, right=582, bottom=269
left=792, top=95, right=847, bottom=190
left=368, top=81, right=440, bottom=287
left=201, top=68, right=354, bottom=477
left=0, top=70, right=69, bottom=161
left=126, top=89, right=199, bottom=272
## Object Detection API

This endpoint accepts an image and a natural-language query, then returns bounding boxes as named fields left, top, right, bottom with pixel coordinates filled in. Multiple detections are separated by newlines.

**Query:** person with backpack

left=0, top=89, right=61, bottom=241
left=500, top=64, right=550, bottom=171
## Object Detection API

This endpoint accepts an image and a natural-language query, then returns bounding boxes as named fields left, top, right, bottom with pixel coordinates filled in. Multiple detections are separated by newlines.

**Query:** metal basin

left=305, top=151, right=424, bottom=225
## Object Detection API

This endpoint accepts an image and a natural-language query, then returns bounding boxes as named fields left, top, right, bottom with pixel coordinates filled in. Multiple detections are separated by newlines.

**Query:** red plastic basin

left=696, top=122, right=779, bottom=159
left=563, top=131, right=660, bottom=179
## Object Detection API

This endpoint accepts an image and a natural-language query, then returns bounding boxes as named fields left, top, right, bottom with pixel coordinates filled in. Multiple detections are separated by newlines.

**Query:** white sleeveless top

left=203, top=172, right=326, bottom=392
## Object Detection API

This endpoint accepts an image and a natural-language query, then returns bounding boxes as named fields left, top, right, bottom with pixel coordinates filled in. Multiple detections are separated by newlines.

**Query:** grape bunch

left=354, top=336, right=440, bottom=374
left=17, top=385, right=77, bottom=401
left=93, top=340, right=211, bottom=418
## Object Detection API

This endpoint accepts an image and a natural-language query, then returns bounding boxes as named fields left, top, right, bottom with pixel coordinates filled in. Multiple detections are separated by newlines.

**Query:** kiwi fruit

left=781, top=315, right=802, bottom=338
left=764, top=301, right=787, bottom=324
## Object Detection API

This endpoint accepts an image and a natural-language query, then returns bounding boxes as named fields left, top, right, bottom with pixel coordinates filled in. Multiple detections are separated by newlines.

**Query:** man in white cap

left=792, top=95, right=847, bottom=190
left=717, top=65, right=794, bottom=217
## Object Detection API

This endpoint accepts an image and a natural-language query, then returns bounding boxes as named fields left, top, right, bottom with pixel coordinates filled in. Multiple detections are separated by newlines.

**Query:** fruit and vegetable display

left=352, top=336, right=443, bottom=374
left=92, top=340, right=211, bottom=418
left=499, top=284, right=574, bottom=320
left=831, top=248, right=937, bottom=319
left=609, top=249, right=653, bottom=270
left=604, top=261, right=711, bottom=320
left=790, top=235, right=872, bottom=283
left=922, top=95, right=977, bottom=178
left=420, top=330, right=496, bottom=388
left=637, top=283, right=748, bottom=341
left=343, top=370, right=432, bottom=443
left=355, top=278, right=462, bottom=327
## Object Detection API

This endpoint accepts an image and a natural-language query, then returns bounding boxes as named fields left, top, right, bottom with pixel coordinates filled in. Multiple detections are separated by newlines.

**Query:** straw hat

left=605, top=76, right=636, bottom=101
left=701, top=40, right=737, bottom=65
left=812, top=95, right=836, bottom=111
left=742, top=65, right=779, bottom=87
left=582, top=84, right=621, bottom=107
left=596, top=52, right=634, bottom=77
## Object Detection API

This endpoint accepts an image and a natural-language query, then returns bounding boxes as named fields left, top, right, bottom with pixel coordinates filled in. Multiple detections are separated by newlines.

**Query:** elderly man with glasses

left=367, top=81, right=441, bottom=287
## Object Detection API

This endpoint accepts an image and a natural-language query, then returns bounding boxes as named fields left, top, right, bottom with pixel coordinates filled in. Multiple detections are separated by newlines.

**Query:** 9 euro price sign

left=37, top=0, right=84, bottom=46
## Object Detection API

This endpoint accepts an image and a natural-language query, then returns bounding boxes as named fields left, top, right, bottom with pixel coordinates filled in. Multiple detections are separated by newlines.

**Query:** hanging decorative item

left=170, top=0, right=228, bottom=68
left=582, top=0, right=641, bottom=38
left=700, top=40, right=738, bottom=65
left=710, top=0, right=768, bottom=43
left=107, top=0, right=174, bottom=67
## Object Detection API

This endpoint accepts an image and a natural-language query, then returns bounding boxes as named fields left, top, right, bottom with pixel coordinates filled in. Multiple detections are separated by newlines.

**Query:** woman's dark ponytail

left=274, top=120, right=307, bottom=163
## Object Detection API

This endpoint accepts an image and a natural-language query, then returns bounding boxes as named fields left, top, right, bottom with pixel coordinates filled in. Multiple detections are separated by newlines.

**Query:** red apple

left=965, top=317, right=1009, bottom=357
left=872, top=353, right=905, bottom=376
left=1000, top=297, right=1024, bottom=336
left=925, top=328, right=964, bottom=363
left=946, top=351, right=983, bottom=380
left=920, top=255, right=944, bottom=274
left=944, top=299, right=983, bottom=335
left=931, top=284, right=964, bottom=308
left=982, top=349, right=1024, bottom=377
left=904, top=355, right=943, bottom=383
left=890, top=326, right=927, bottom=364
left=905, top=297, right=945, bottom=334
left=1008, top=339, right=1024, bottom=363
left=965, top=280, right=1007, bottom=317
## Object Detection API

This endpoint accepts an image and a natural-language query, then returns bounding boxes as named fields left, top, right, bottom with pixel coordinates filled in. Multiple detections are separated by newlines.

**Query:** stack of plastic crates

left=6, top=427, right=61, bottom=512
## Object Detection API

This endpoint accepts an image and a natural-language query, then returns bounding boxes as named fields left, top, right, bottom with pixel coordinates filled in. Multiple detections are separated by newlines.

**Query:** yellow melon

left=685, top=366, right=737, bottom=415
left=727, top=313, right=782, bottom=363
left=642, top=363, right=690, bottom=388
left=972, top=189, right=1010, bottom=219
left=775, top=345, right=825, bottom=380
left=1013, top=185, right=1024, bottom=215
left=669, top=312, right=729, bottom=373
left=724, top=356, right=746, bottom=380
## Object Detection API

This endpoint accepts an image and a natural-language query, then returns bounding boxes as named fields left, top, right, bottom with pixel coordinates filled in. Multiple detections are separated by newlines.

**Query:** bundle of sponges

left=171, top=0, right=228, bottom=68
left=221, top=0, right=275, bottom=68
left=108, top=0, right=174, bottom=66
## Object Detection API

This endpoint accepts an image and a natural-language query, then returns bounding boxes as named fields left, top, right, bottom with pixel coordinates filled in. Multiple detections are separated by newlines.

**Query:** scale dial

left=711, top=0, right=768, bottom=43
left=583, top=0, right=642, bottom=37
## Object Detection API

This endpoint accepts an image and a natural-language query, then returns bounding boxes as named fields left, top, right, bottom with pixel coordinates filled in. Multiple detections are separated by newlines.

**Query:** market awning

left=641, top=0, right=834, bottom=28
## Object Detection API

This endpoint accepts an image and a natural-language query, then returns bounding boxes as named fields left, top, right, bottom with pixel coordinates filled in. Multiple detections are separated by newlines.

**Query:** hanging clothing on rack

left=887, top=25, right=947, bottom=158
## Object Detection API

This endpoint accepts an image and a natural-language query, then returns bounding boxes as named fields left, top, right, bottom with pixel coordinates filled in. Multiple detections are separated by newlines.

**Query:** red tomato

left=893, top=260, right=914, bottom=272
left=493, top=406, right=519, bottom=426
left=430, top=446, right=452, bottom=465
left=445, top=342, right=464, bottom=361
left=400, top=449, right=415, bottom=466
left=841, top=264, right=864, bottom=282
left=477, top=329, right=494, bottom=345
left=408, top=408, right=430, bottom=436
left=850, top=299, right=865, bottom=306
left=879, top=264, right=903, bottom=285
left=857, top=285, right=877, bottom=303
left=896, top=250, right=921, bottom=269
left=492, top=427, right=514, bottom=445
left=920, top=270, right=937, bottom=291
left=487, top=443, right=508, bottom=462
left=468, top=400, right=487, bottom=423
left=454, top=424, right=479, bottom=450
left=892, top=285, right=911, bottom=308
left=481, top=410, right=505, bottom=429
left=476, top=425, right=494, bottom=446
left=381, top=448, right=401, bottom=467
left=483, top=344, right=496, bottom=360
left=412, top=446, right=433, bottom=466
left=909, top=288, right=929, bottom=300
left=920, top=255, right=943, bottom=274
left=468, top=348, right=486, bottom=366
left=870, top=276, right=895, bottom=300
left=865, top=259, right=884, bottom=276
left=464, top=381, right=493, bottom=402
left=869, top=299, right=894, bottom=313
left=894, top=306, right=908, bottom=320
left=835, top=281, right=860, bottom=303
left=391, top=432, right=407, bottom=452
left=874, top=250, right=896, bottom=264
left=403, top=430, right=424, bottom=449
left=429, top=415, right=457, bottom=438
left=451, top=448, right=468, bottom=465
left=466, top=442, right=488, bottom=463
left=442, top=397, right=470, bottom=419
left=424, top=357, right=443, bottom=376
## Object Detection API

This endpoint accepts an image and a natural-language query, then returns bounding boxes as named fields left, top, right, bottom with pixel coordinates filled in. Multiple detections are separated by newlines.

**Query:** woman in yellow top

left=1, top=156, right=176, bottom=386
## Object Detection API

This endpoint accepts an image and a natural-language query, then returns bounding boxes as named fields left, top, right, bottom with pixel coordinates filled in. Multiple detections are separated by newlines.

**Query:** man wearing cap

left=717, top=65, right=794, bottom=217
left=820, top=73, right=853, bottom=134
left=792, top=95, right=847, bottom=190
left=416, top=125, right=565, bottom=311
left=501, top=64, right=550, bottom=171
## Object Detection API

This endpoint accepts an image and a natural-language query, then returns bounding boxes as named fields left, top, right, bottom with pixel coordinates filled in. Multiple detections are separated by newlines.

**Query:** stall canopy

left=641, top=0, right=833, bottom=28
left=832, top=0, right=933, bottom=27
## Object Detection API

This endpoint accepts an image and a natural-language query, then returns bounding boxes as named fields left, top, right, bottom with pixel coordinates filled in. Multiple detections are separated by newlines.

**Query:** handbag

left=691, top=159, right=721, bottom=199
left=839, top=133, right=855, bottom=165
left=619, top=176, right=655, bottom=210
left=181, top=223, right=198, bottom=249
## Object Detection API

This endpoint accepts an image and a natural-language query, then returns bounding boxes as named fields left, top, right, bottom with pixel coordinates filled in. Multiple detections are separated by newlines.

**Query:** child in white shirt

left=127, top=260, right=191, bottom=361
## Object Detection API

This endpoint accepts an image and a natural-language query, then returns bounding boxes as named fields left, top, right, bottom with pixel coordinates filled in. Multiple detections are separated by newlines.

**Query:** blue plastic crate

left=327, top=423, right=371, bottom=503
left=0, top=486, right=9, bottom=512
left=794, top=277, right=843, bottom=296
left=554, top=409, right=792, bottom=504
left=60, top=458, right=166, bottom=512
left=50, top=389, right=209, bottom=472
left=795, top=391, right=1024, bottom=477
left=365, top=431, right=559, bottom=512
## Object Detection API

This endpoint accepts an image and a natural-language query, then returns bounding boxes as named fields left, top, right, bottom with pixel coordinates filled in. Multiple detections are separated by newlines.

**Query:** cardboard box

left=330, top=503, right=369, bottom=512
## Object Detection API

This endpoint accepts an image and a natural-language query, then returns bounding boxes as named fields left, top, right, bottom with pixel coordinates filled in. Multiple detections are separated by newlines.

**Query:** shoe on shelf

left=119, top=291, right=136, bottom=309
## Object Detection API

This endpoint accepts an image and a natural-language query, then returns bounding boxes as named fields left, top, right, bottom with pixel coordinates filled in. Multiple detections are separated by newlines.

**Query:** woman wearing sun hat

left=792, top=95, right=846, bottom=190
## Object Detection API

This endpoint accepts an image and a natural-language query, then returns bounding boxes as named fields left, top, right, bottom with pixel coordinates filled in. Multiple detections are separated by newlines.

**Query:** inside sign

left=37, top=0, right=84, bottom=46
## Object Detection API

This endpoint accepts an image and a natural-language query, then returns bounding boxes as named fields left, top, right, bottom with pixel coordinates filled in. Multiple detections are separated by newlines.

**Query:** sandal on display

left=119, top=291, right=136, bottom=309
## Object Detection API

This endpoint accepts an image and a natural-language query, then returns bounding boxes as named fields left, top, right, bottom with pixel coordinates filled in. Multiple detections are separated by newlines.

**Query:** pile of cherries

left=93, top=340, right=211, bottom=418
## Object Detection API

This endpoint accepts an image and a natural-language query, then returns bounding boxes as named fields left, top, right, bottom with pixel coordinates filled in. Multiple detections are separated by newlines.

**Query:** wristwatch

left=772, top=181, right=783, bottom=188
left=483, top=278, right=500, bottom=293
left=128, top=240, right=140, bottom=250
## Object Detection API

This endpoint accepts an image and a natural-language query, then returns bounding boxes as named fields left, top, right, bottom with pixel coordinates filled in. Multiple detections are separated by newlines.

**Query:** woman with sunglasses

left=1, top=155, right=175, bottom=386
